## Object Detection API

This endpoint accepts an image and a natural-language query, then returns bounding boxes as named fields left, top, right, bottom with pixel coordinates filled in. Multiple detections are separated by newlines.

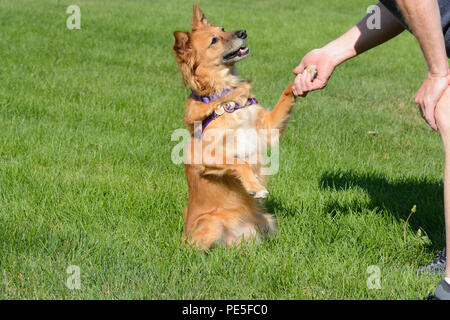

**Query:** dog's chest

left=224, top=105, right=261, bottom=159
left=230, top=104, right=260, bottom=127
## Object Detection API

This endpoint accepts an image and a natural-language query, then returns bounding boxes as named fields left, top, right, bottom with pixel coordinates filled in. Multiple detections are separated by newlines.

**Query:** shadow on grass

left=265, top=197, right=300, bottom=219
left=319, top=170, right=445, bottom=249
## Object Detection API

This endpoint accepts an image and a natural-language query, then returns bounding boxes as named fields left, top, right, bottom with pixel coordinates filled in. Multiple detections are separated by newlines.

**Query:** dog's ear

left=191, top=3, right=210, bottom=31
left=173, top=31, right=198, bottom=88
left=173, top=31, right=191, bottom=56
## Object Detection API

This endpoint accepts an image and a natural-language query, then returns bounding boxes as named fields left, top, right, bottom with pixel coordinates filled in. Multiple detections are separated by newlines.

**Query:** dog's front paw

left=284, top=82, right=299, bottom=100
left=195, top=165, right=207, bottom=175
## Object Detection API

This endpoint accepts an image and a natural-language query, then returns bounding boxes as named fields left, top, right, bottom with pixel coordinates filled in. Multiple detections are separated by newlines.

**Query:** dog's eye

left=221, top=28, right=225, bottom=32
left=211, top=36, right=219, bottom=45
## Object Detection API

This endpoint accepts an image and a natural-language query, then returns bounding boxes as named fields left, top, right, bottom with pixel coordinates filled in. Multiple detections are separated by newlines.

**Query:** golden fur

left=173, top=4, right=311, bottom=249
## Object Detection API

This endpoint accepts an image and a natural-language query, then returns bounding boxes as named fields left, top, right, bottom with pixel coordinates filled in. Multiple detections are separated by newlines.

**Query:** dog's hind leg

left=201, top=161, right=268, bottom=198
left=187, top=214, right=227, bottom=249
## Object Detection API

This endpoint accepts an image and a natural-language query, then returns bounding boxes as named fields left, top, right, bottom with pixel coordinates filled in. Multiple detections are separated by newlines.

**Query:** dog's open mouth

left=222, top=46, right=250, bottom=64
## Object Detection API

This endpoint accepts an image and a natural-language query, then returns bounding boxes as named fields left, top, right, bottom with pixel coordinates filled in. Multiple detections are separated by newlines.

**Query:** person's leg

left=430, top=86, right=450, bottom=299
left=435, top=86, right=450, bottom=279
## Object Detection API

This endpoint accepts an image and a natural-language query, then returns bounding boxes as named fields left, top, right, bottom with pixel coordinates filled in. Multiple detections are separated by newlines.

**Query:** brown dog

left=173, top=4, right=314, bottom=249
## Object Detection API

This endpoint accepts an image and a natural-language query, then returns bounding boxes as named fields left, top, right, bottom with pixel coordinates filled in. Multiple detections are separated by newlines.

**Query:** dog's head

left=173, top=4, right=249, bottom=93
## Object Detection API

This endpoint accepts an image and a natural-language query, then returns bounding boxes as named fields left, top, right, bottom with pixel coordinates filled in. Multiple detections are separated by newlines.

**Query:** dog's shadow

left=314, top=170, right=445, bottom=248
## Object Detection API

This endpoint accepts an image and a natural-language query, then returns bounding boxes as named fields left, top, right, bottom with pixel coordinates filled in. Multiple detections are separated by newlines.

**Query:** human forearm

left=323, top=2, right=405, bottom=66
left=396, top=0, right=449, bottom=76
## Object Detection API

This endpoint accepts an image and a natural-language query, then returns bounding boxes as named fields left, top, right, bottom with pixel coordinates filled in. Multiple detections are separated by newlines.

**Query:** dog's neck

left=190, top=65, right=244, bottom=96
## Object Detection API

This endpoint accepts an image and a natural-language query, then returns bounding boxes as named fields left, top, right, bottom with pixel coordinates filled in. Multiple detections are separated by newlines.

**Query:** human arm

left=396, top=0, right=449, bottom=131
left=292, top=2, right=405, bottom=96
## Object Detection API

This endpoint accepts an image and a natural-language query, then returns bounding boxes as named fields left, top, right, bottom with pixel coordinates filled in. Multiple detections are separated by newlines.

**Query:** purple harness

left=191, top=89, right=258, bottom=139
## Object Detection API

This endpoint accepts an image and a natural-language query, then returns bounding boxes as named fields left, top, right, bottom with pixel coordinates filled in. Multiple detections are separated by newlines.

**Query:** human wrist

left=428, top=66, right=450, bottom=78
left=322, top=39, right=356, bottom=67
left=427, top=54, right=449, bottom=77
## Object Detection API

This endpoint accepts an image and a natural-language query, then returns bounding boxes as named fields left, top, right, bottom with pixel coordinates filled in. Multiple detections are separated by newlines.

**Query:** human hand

left=292, top=48, right=337, bottom=97
left=415, top=71, right=450, bottom=131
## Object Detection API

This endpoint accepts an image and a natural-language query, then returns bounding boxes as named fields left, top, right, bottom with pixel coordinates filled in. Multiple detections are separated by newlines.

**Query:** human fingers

left=293, top=74, right=304, bottom=97
left=293, top=61, right=306, bottom=75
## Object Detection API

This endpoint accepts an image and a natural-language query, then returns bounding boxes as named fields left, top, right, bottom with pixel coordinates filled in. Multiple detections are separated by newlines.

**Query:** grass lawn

left=0, top=0, right=446, bottom=299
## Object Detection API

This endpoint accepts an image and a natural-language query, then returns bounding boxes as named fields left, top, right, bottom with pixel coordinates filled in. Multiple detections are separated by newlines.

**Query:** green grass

left=0, top=0, right=446, bottom=299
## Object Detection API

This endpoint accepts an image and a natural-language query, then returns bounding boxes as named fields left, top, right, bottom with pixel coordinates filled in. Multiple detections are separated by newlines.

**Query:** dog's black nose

left=236, top=30, right=247, bottom=39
